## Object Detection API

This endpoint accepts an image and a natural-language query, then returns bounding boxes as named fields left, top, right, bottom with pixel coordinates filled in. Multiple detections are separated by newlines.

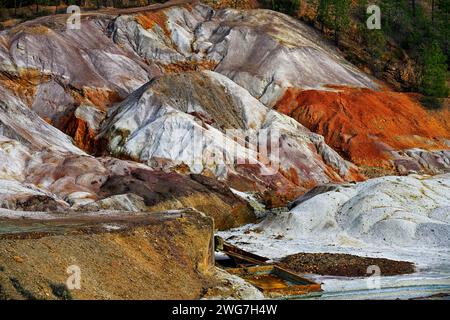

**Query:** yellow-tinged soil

left=0, top=210, right=216, bottom=300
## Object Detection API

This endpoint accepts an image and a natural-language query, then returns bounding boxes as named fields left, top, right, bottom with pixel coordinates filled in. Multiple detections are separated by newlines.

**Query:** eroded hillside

left=0, top=0, right=449, bottom=299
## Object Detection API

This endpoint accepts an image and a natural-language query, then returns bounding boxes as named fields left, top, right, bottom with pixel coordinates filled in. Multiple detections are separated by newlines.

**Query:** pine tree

left=316, top=0, right=330, bottom=32
left=329, top=0, right=351, bottom=46
left=420, top=42, right=449, bottom=98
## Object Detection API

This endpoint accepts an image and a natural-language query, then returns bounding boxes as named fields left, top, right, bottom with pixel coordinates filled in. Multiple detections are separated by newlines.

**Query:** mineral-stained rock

left=112, top=3, right=377, bottom=106
left=64, top=105, right=106, bottom=154
left=279, top=252, right=415, bottom=277
left=0, top=84, right=255, bottom=229
left=100, top=70, right=362, bottom=196
left=110, top=3, right=449, bottom=176
left=0, top=84, right=84, bottom=154
left=1, top=2, right=447, bottom=180
left=96, top=168, right=256, bottom=230
left=0, top=10, right=156, bottom=142
left=0, top=209, right=216, bottom=300
left=0, top=179, right=69, bottom=211
left=77, top=193, right=148, bottom=212
left=275, top=87, right=450, bottom=175
left=203, top=268, right=264, bottom=300
left=0, top=135, right=255, bottom=228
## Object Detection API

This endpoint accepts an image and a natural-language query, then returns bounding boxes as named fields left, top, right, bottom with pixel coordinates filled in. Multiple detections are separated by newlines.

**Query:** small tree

left=317, top=0, right=330, bottom=32
left=266, top=0, right=301, bottom=15
left=328, top=0, right=351, bottom=46
left=420, top=42, right=449, bottom=98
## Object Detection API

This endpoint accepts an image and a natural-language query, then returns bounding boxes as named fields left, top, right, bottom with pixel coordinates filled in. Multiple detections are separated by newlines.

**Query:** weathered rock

left=100, top=70, right=362, bottom=195
left=0, top=85, right=83, bottom=154
left=275, top=88, right=450, bottom=175
left=77, top=193, right=148, bottom=212
left=65, top=105, right=106, bottom=153
left=112, top=3, right=377, bottom=106
left=0, top=132, right=255, bottom=229
left=0, top=179, right=68, bottom=211
left=0, top=10, right=156, bottom=145
left=203, top=268, right=264, bottom=300
left=279, top=252, right=415, bottom=277
left=1, top=2, right=446, bottom=179
left=96, top=168, right=256, bottom=230
left=0, top=82, right=255, bottom=228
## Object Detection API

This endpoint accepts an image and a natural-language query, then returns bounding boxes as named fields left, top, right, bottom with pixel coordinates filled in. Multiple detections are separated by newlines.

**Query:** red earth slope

left=275, top=87, right=450, bottom=173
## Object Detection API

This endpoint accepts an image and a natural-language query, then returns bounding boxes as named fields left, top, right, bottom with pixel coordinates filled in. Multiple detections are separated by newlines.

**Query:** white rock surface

left=220, top=174, right=450, bottom=263
left=112, top=4, right=377, bottom=106
left=0, top=85, right=83, bottom=154
left=259, top=174, right=450, bottom=248
left=100, top=70, right=359, bottom=187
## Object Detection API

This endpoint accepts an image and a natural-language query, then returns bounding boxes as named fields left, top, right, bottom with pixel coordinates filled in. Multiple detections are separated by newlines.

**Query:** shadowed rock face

left=0, top=85, right=84, bottom=154
left=97, top=169, right=256, bottom=230
left=0, top=209, right=216, bottom=300
left=0, top=2, right=447, bottom=219
left=0, top=137, right=255, bottom=229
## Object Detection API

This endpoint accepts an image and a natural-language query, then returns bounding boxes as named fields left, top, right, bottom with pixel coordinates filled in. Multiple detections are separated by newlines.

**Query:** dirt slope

left=0, top=209, right=215, bottom=300
left=275, top=87, right=450, bottom=175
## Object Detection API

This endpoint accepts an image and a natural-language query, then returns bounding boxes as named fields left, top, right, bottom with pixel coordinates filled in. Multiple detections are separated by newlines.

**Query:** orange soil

left=64, top=115, right=99, bottom=154
left=135, top=10, right=171, bottom=37
left=275, top=87, right=450, bottom=168
left=162, top=60, right=218, bottom=73
left=80, top=87, right=122, bottom=111
left=0, top=69, right=47, bottom=107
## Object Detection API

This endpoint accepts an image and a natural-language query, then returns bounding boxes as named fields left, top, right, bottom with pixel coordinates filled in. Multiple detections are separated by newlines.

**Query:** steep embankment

left=99, top=71, right=362, bottom=193
left=0, top=0, right=448, bottom=223
left=0, top=209, right=216, bottom=300
left=0, top=1, right=448, bottom=300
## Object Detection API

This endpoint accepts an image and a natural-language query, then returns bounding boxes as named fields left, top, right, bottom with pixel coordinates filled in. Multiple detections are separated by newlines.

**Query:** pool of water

left=218, top=221, right=450, bottom=300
